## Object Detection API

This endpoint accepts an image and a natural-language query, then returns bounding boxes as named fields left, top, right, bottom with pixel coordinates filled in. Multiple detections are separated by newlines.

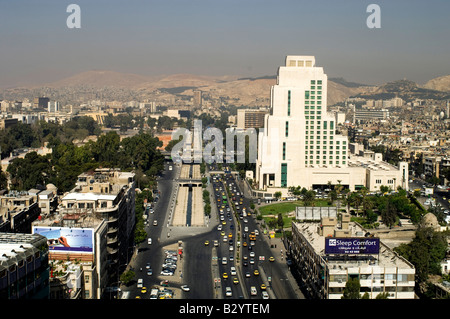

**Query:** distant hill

left=423, top=75, right=450, bottom=92
left=4, top=70, right=450, bottom=106
left=352, top=79, right=450, bottom=101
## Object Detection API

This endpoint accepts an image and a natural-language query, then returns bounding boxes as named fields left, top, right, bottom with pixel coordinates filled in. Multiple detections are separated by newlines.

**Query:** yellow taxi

left=223, top=273, right=228, bottom=279
left=253, top=270, right=259, bottom=276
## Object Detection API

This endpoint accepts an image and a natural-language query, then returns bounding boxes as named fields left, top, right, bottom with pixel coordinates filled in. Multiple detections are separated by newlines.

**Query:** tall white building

left=256, top=56, right=408, bottom=193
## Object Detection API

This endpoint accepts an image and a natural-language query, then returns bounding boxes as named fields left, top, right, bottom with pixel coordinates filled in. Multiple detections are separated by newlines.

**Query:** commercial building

left=32, top=168, right=135, bottom=298
left=33, top=97, right=49, bottom=109
left=255, top=56, right=408, bottom=196
left=237, top=108, right=269, bottom=130
left=353, top=108, right=389, bottom=123
left=289, top=214, right=416, bottom=299
left=0, top=232, right=50, bottom=299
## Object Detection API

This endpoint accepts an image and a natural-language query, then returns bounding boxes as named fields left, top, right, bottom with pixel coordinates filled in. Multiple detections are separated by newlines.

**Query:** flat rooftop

left=293, top=221, right=414, bottom=270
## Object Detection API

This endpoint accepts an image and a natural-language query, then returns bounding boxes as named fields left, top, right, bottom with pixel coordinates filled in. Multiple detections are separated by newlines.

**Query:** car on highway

left=223, top=273, right=228, bottom=279
left=269, top=256, right=275, bottom=262
left=261, top=284, right=267, bottom=290
left=230, top=267, right=236, bottom=275
left=250, top=286, right=257, bottom=296
left=225, top=287, right=232, bottom=297
left=141, top=287, right=147, bottom=294
left=148, top=238, right=152, bottom=245
left=253, top=269, right=259, bottom=276
left=153, top=220, right=158, bottom=226
left=204, top=240, right=209, bottom=246
left=262, top=291, right=269, bottom=299
left=245, top=272, right=251, bottom=278
left=181, top=285, right=190, bottom=292
left=233, top=277, right=239, bottom=284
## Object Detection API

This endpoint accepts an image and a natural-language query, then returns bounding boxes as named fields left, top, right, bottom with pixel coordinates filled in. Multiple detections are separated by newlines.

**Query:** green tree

left=342, top=277, right=361, bottom=299
left=303, top=190, right=316, bottom=206
left=394, top=226, right=448, bottom=284
left=277, top=213, right=284, bottom=230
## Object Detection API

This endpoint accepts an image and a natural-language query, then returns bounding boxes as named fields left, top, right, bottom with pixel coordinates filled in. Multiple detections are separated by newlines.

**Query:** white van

left=137, top=278, right=143, bottom=288
left=148, top=238, right=152, bottom=245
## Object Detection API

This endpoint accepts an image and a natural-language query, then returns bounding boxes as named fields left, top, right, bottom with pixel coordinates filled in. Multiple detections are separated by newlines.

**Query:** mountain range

left=2, top=70, right=450, bottom=106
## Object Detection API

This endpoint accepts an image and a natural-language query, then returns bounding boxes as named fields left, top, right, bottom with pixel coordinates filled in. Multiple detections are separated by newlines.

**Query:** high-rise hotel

left=256, top=56, right=408, bottom=194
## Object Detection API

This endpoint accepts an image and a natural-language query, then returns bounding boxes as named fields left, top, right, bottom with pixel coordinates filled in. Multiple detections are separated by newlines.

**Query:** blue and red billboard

left=325, top=237, right=380, bottom=255
left=33, top=226, right=94, bottom=254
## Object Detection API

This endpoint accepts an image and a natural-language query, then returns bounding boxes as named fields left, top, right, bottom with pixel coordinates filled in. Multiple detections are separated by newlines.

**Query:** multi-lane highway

left=122, top=161, right=300, bottom=299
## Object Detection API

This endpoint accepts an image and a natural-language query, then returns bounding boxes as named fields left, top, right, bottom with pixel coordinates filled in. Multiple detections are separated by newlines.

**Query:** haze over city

left=1, top=0, right=449, bottom=88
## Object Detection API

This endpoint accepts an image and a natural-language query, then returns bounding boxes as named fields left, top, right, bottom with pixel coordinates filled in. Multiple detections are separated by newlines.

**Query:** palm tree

left=303, top=190, right=316, bottom=207
left=359, top=187, right=373, bottom=218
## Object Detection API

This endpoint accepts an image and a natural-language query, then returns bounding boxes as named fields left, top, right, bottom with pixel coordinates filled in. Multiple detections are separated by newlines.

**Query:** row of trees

left=6, top=127, right=165, bottom=193
left=288, top=185, right=424, bottom=228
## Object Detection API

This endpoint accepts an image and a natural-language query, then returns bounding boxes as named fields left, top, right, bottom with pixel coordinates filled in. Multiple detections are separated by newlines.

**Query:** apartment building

left=0, top=232, right=50, bottom=299
left=32, top=168, right=135, bottom=298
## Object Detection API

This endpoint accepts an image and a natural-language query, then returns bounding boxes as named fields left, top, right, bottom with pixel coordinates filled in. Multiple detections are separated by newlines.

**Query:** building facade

left=255, top=55, right=408, bottom=194
left=289, top=216, right=416, bottom=299
left=0, top=232, right=50, bottom=299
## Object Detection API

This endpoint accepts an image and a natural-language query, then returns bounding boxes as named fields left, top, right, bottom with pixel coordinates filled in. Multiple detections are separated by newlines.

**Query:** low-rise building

left=289, top=214, right=416, bottom=299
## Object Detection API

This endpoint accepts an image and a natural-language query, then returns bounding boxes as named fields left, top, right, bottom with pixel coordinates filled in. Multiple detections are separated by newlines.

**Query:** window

left=283, top=142, right=286, bottom=160
left=281, top=163, right=288, bottom=187
left=287, top=90, right=291, bottom=116
left=330, top=121, right=334, bottom=130
left=285, top=121, right=289, bottom=137
left=305, top=91, right=310, bottom=99
left=317, top=80, right=322, bottom=84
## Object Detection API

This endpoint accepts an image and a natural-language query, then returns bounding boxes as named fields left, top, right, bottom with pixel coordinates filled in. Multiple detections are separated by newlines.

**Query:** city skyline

left=1, top=0, right=449, bottom=89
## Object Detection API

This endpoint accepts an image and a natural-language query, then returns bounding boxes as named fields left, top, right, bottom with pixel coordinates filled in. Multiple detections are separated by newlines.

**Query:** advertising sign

left=325, top=237, right=380, bottom=255
left=33, top=226, right=94, bottom=253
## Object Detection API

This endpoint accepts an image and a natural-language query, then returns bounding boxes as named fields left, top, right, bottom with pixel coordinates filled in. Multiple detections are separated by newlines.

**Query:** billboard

left=33, top=226, right=94, bottom=254
left=325, top=237, right=380, bottom=255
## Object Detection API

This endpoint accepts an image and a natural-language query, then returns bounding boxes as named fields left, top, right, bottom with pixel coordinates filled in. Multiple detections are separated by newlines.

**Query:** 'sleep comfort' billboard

left=33, top=226, right=94, bottom=254
left=325, top=237, right=380, bottom=255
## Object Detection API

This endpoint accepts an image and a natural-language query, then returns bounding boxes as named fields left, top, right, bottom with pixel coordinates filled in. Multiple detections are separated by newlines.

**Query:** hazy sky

left=1, top=0, right=449, bottom=88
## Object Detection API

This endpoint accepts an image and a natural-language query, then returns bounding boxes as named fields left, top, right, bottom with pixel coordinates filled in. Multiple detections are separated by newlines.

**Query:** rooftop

left=293, top=221, right=414, bottom=270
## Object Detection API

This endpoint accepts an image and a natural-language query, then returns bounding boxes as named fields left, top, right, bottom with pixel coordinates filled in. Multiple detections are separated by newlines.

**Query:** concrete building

left=236, top=108, right=269, bottom=130
left=32, top=168, right=135, bottom=298
left=289, top=215, right=416, bottom=299
left=0, top=190, right=41, bottom=233
left=33, top=97, right=49, bottom=109
left=255, top=55, right=408, bottom=196
left=353, top=108, right=389, bottom=124
left=0, top=232, right=50, bottom=299
left=193, top=90, right=202, bottom=108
